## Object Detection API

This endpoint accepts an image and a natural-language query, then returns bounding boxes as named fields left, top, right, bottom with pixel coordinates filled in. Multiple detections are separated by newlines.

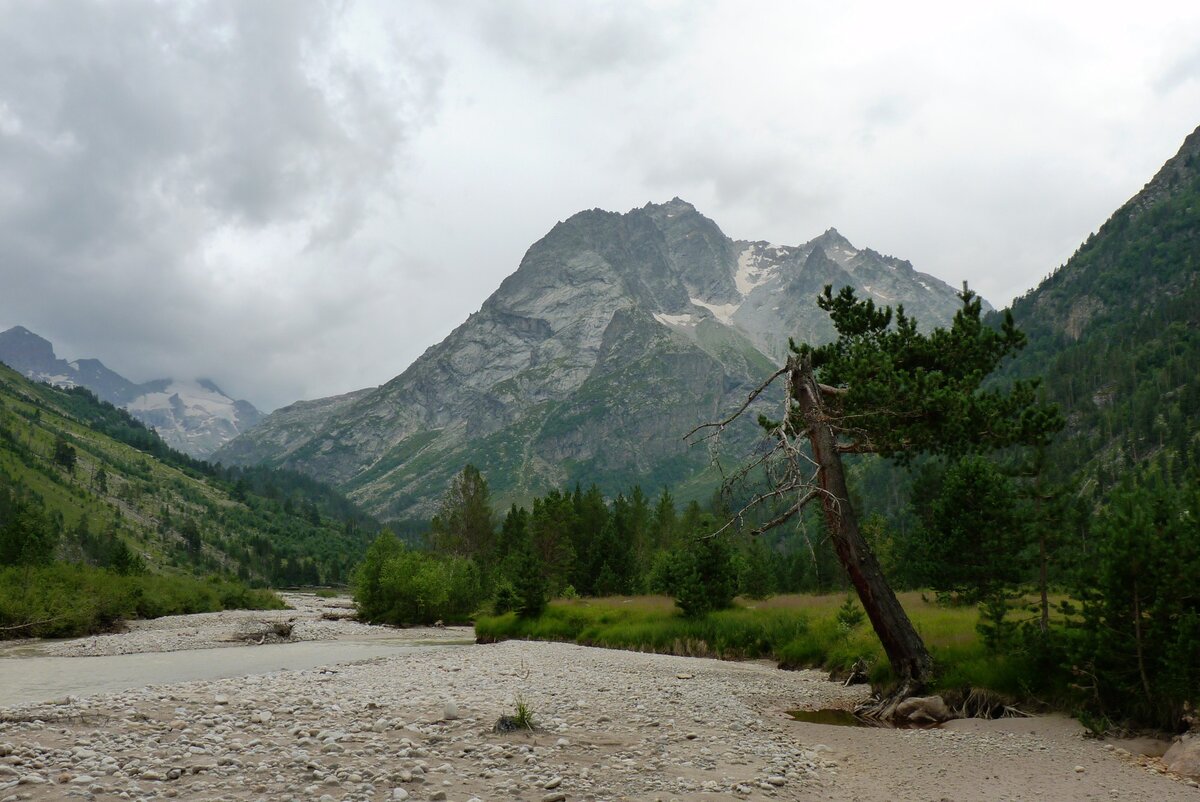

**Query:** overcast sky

left=2, top=1, right=1198, bottom=411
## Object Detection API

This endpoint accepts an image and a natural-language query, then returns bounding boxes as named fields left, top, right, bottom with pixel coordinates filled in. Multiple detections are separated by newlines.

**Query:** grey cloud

left=449, top=0, right=704, bottom=85
left=0, top=0, right=445, bottom=408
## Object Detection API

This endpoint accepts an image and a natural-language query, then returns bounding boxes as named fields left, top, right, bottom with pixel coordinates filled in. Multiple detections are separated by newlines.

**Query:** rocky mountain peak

left=1127, top=123, right=1200, bottom=219
left=0, top=325, right=57, bottom=369
left=217, top=199, right=975, bottom=517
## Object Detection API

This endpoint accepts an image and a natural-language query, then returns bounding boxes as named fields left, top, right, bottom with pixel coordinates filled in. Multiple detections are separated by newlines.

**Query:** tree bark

left=790, top=354, right=935, bottom=698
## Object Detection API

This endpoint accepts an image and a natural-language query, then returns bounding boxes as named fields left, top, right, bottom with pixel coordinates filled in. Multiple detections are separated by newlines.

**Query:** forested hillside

left=999, top=124, right=1200, bottom=494
left=0, top=363, right=376, bottom=586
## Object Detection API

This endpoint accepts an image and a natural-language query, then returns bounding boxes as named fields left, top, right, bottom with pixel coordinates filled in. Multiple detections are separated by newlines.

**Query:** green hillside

left=999, top=124, right=1200, bottom=496
left=0, top=363, right=375, bottom=585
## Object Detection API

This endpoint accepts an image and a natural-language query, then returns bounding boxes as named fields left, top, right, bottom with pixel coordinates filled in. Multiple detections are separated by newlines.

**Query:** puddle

left=788, top=708, right=876, bottom=727
left=787, top=708, right=938, bottom=729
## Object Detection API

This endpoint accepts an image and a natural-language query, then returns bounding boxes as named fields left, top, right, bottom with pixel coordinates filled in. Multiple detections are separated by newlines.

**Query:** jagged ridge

left=217, top=199, right=973, bottom=517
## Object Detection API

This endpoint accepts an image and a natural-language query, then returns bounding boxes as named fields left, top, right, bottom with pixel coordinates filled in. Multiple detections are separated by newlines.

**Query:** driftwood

left=236, top=621, right=294, bottom=644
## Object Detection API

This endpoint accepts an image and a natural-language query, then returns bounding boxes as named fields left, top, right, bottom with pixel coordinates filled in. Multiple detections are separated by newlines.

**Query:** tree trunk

left=790, top=355, right=935, bottom=702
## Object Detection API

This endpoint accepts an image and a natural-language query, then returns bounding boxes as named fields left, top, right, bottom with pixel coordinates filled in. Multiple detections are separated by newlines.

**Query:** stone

left=544, top=776, right=563, bottom=789
left=1073, top=766, right=1085, bottom=773
left=1164, top=733, right=1200, bottom=779
left=391, top=789, right=410, bottom=801
left=542, top=793, right=567, bottom=802
left=443, top=701, right=459, bottom=720
left=894, top=695, right=954, bottom=723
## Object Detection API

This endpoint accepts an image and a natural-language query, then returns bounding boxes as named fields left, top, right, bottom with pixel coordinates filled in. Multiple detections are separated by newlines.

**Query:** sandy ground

left=0, top=597, right=1196, bottom=802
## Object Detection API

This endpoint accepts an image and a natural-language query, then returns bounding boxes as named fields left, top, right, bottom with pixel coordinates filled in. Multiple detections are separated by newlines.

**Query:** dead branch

left=684, top=365, right=788, bottom=443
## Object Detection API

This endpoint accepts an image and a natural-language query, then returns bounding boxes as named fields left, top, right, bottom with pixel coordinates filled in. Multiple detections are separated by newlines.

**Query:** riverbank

left=1, top=601, right=1196, bottom=801
left=21, top=593, right=467, bottom=659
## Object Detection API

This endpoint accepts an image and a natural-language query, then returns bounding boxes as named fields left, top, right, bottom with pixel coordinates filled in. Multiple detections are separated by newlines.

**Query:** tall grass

left=476, top=592, right=1070, bottom=701
left=0, top=564, right=286, bottom=639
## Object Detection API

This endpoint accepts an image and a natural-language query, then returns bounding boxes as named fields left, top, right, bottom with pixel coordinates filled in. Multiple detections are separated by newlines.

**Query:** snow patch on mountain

left=0, top=326, right=262, bottom=459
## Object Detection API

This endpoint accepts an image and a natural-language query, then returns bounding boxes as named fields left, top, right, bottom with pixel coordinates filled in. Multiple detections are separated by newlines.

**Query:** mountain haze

left=0, top=326, right=262, bottom=459
left=217, top=199, right=975, bottom=517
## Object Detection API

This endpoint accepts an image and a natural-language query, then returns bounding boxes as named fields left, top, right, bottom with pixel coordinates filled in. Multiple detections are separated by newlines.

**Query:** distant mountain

left=0, top=326, right=262, bottom=459
left=217, top=199, right=976, bottom=518
left=998, top=123, right=1200, bottom=491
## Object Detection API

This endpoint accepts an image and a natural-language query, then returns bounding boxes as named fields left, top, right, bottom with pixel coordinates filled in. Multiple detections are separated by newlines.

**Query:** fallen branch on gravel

left=234, top=621, right=294, bottom=644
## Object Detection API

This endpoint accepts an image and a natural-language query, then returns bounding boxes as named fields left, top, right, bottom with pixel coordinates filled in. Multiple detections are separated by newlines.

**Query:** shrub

left=353, top=531, right=486, bottom=625
left=673, top=536, right=736, bottom=618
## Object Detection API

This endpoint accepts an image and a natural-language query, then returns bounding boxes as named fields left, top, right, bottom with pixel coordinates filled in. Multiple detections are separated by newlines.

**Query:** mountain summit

left=0, top=327, right=262, bottom=459
left=216, top=200, right=974, bottom=517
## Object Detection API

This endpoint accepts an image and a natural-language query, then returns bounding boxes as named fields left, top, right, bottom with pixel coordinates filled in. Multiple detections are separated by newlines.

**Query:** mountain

left=0, top=361, right=375, bottom=584
left=0, top=326, right=262, bottom=459
left=998, top=124, right=1200, bottom=492
left=217, top=199, right=976, bottom=518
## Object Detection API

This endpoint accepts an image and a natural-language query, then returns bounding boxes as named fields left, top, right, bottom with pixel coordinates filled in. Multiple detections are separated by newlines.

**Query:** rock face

left=216, top=199, right=974, bottom=517
left=0, top=326, right=261, bottom=459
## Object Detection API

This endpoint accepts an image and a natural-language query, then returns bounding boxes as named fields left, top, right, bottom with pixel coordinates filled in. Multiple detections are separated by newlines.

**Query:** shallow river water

left=0, top=638, right=465, bottom=707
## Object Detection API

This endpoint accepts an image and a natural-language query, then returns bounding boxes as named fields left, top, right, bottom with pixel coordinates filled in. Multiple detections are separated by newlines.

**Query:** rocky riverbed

left=1, top=598, right=1197, bottom=801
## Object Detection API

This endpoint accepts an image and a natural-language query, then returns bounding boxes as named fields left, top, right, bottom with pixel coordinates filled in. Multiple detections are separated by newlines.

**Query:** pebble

left=2, top=594, right=1188, bottom=802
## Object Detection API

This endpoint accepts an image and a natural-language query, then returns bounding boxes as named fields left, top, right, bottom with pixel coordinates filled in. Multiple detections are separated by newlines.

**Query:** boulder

left=1164, top=733, right=1200, bottom=779
left=894, top=695, right=954, bottom=723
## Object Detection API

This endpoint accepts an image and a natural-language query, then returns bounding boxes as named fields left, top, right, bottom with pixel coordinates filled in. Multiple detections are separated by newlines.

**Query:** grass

left=0, top=563, right=287, bottom=640
left=475, top=592, right=1073, bottom=701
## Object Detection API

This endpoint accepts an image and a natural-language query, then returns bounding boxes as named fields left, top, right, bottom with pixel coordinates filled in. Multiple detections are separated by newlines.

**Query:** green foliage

left=1001, top=146, right=1200, bottom=493
left=512, top=541, right=547, bottom=619
left=1069, top=472, right=1200, bottom=729
left=0, top=362, right=377, bottom=586
left=430, top=464, right=494, bottom=559
left=352, top=530, right=405, bottom=619
left=975, top=594, right=1017, bottom=654
left=52, top=435, right=77, bottom=474
left=800, top=285, right=1064, bottom=462
left=673, top=536, right=736, bottom=618
left=512, top=696, right=536, bottom=730
left=491, top=581, right=519, bottom=615
left=353, top=530, right=484, bottom=625
left=911, top=456, right=1027, bottom=602
left=736, top=536, right=774, bottom=600
left=0, top=489, right=58, bottom=565
left=0, top=563, right=283, bottom=639
left=835, top=595, right=865, bottom=630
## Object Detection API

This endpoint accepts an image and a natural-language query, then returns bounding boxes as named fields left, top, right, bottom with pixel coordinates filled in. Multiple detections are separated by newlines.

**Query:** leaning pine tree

left=690, top=285, right=1061, bottom=712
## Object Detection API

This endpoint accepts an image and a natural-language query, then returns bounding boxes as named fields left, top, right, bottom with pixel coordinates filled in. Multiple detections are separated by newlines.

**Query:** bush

left=353, top=531, right=486, bottom=625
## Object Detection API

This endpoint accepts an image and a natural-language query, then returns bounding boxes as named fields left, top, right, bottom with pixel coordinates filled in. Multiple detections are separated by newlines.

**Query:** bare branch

left=749, top=489, right=821, bottom=535
left=684, top=365, right=789, bottom=443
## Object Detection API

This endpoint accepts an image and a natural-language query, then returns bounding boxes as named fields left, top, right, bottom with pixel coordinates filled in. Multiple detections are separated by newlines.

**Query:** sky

left=1, top=1, right=1198, bottom=411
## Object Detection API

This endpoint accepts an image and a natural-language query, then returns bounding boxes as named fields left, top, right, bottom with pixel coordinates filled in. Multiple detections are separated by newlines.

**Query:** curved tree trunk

left=790, top=355, right=935, bottom=701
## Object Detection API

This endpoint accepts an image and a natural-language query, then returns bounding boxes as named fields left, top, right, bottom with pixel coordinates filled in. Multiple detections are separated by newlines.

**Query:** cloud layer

left=2, top=1, right=1198, bottom=409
